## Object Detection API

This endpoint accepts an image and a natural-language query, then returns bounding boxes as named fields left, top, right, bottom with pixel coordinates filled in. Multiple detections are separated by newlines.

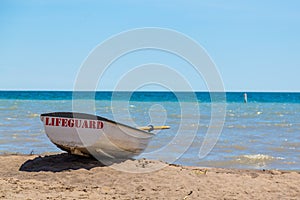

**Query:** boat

left=40, top=112, right=169, bottom=159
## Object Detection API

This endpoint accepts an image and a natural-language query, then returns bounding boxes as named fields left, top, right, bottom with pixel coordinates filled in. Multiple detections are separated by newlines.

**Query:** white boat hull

left=40, top=112, right=154, bottom=159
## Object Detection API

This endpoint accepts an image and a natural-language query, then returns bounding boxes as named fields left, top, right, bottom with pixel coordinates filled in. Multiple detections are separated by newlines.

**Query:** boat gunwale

left=40, top=112, right=155, bottom=136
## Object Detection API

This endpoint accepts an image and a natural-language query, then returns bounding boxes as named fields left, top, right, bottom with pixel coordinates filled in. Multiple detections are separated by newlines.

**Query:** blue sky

left=1, top=0, right=299, bottom=91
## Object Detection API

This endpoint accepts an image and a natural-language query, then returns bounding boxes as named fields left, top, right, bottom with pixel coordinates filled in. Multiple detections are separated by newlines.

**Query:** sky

left=0, top=0, right=300, bottom=91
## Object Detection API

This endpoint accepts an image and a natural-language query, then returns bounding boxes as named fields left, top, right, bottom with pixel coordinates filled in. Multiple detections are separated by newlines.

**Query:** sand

left=0, top=153, right=299, bottom=200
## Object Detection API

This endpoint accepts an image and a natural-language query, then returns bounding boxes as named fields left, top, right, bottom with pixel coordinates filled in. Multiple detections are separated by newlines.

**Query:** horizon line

left=1, top=89, right=300, bottom=93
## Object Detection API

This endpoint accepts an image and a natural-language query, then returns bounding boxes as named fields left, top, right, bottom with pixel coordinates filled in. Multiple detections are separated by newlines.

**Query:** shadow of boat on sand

left=19, top=153, right=129, bottom=172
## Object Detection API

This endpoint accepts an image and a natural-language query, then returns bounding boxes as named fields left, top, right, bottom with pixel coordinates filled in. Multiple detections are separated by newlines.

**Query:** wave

left=237, top=154, right=284, bottom=161
left=234, top=154, right=284, bottom=169
left=27, top=113, right=40, bottom=118
left=0, top=105, right=18, bottom=111
left=196, top=154, right=286, bottom=170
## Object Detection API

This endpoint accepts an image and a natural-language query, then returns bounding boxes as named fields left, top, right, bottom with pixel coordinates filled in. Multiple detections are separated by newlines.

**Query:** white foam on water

left=234, top=154, right=285, bottom=169
left=239, top=154, right=284, bottom=161
left=27, top=113, right=40, bottom=118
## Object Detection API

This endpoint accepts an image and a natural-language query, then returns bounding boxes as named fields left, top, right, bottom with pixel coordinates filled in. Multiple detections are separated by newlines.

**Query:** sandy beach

left=0, top=153, right=299, bottom=200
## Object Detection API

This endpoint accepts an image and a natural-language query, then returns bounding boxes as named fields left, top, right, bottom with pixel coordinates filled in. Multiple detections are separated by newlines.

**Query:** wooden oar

left=137, top=125, right=170, bottom=132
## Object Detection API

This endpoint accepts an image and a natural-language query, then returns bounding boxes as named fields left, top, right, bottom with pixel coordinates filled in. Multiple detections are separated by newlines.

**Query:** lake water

left=0, top=91, right=299, bottom=170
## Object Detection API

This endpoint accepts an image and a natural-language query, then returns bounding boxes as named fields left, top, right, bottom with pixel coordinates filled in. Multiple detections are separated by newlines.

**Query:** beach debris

left=249, top=172, right=259, bottom=179
left=183, top=191, right=193, bottom=199
left=192, top=169, right=208, bottom=175
left=136, top=158, right=150, bottom=168
left=169, top=163, right=182, bottom=167
left=136, top=185, right=146, bottom=192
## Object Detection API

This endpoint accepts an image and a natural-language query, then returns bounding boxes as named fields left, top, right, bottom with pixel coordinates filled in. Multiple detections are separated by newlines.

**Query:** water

left=0, top=91, right=299, bottom=170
